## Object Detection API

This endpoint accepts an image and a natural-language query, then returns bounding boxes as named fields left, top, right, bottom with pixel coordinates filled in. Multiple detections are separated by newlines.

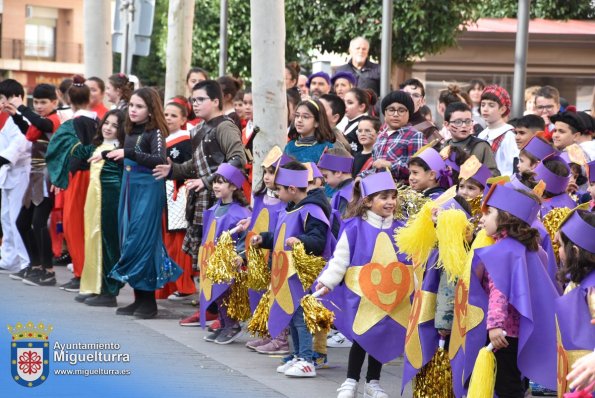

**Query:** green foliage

left=475, top=0, right=595, bottom=20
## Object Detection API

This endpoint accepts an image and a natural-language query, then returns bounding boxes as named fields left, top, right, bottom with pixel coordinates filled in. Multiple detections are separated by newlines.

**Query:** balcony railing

left=0, top=39, right=83, bottom=63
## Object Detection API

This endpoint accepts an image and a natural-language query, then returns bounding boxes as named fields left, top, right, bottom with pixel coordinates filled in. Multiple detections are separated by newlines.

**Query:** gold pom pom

left=467, top=195, right=484, bottom=228
left=247, top=290, right=271, bottom=338
left=436, top=209, right=471, bottom=283
left=300, top=294, right=334, bottom=334
left=395, top=184, right=431, bottom=220
left=413, top=342, right=455, bottom=398
left=467, top=345, right=497, bottom=398
left=291, top=242, right=327, bottom=290
left=542, top=207, right=572, bottom=263
left=247, top=244, right=270, bottom=291
left=206, top=231, right=237, bottom=284
left=394, top=201, right=437, bottom=268
left=224, top=271, right=252, bottom=322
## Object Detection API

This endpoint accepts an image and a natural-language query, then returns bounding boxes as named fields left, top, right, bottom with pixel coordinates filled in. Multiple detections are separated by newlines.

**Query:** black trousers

left=16, top=198, right=54, bottom=269
left=346, top=341, right=383, bottom=382
left=494, top=337, right=524, bottom=398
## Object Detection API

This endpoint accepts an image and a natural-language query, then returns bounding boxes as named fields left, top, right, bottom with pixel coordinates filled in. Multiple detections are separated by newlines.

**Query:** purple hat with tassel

left=317, top=153, right=354, bottom=174
left=533, top=156, right=570, bottom=195
left=360, top=171, right=397, bottom=198
left=440, top=198, right=471, bottom=219
left=482, top=182, right=540, bottom=225
left=303, top=162, right=323, bottom=182
left=560, top=210, right=595, bottom=254
left=411, top=147, right=452, bottom=188
left=275, top=167, right=309, bottom=188
left=522, top=136, right=558, bottom=161
left=215, top=163, right=247, bottom=188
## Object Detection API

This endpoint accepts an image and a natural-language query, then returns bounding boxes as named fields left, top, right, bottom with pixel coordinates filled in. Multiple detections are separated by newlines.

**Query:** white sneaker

left=327, top=332, right=353, bottom=348
left=284, top=358, right=316, bottom=377
left=276, top=357, right=298, bottom=373
left=167, top=291, right=192, bottom=301
left=337, top=378, right=358, bottom=398
left=364, top=380, right=388, bottom=398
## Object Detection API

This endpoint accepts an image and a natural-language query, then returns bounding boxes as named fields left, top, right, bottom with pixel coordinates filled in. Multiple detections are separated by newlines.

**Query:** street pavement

left=0, top=266, right=414, bottom=398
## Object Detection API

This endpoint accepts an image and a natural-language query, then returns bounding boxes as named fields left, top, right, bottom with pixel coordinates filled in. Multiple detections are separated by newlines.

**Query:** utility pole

left=512, top=0, right=531, bottom=118
left=83, top=0, right=112, bottom=79
left=164, top=0, right=195, bottom=102
left=250, top=0, right=288, bottom=191
left=219, top=0, right=228, bottom=77
left=380, top=0, right=393, bottom=99
left=120, top=0, right=135, bottom=75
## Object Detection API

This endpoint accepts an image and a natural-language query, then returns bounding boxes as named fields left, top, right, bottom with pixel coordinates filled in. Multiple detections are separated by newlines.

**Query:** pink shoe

left=245, top=336, right=272, bottom=350
left=255, top=336, right=290, bottom=355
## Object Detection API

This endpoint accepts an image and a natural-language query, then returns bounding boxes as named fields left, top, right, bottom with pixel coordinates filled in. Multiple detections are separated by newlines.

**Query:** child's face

left=33, top=98, right=57, bottom=117
left=164, top=104, right=186, bottom=133
left=243, top=93, right=253, bottom=121
left=333, top=78, right=351, bottom=100
left=555, top=232, right=567, bottom=266
left=233, top=99, right=245, bottom=119
left=319, top=99, right=338, bottom=127
left=344, top=91, right=365, bottom=120
left=408, top=164, right=436, bottom=192
left=128, top=94, right=149, bottom=124
left=186, top=72, right=206, bottom=94
left=445, top=110, right=474, bottom=141
left=85, top=80, right=104, bottom=107
left=480, top=99, right=505, bottom=124
left=469, top=85, right=483, bottom=105
left=192, top=88, right=217, bottom=121
left=534, top=96, right=559, bottom=124
left=102, top=114, right=120, bottom=141
left=293, top=105, right=317, bottom=137
left=356, top=120, right=378, bottom=148
left=275, top=185, right=297, bottom=203
left=366, top=190, right=397, bottom=218
left=320, top=169, right=342, bottom=189
left=517, top=153, right=537, bottom=173
left=457, top=179, right=483, bottom=201
left=514, top=127, right=536, bottom=149
left=552, top=121, right=578, bottom=150
left=480, top=206, right=499, bottom=236
left=384, top=102, right=410, bottom=130
left=212, top=179, right=236, bottom=202
left=587, top=181, right=595, bottom=202
left=262, top=167, right=276, bottom=189
left=105, top=82, right=120, bottom=104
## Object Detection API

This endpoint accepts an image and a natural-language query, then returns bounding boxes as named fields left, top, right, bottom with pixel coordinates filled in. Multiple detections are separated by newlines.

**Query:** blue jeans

left=288, top=306, right=313, bottom=362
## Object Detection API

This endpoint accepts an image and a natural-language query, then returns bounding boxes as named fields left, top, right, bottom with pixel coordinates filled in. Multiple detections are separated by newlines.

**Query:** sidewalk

left=2, top=265, right=414, bottom=397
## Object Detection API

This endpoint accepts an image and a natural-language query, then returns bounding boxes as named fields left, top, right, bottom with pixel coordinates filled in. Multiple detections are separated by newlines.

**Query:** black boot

left=85, top=293, right=117, bottom=307
left=133, top=290, right=158, bottom=319
left=116, top=289, right=143, bottom=315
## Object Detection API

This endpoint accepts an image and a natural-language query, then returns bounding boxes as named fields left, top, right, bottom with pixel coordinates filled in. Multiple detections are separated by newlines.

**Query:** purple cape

left=331, top=217, right=413, bottom=364
left=541, top=193, right=576, bottom=217
left=329, top=180, right=354, bottom=234
left=468, top=237, right=559, bottom=390
left=267, top=204, right=334, bottom=338
left=533, top=219, right=562, bottom=293
left=247, top=194, right=284, bottom=311
left=555, top=271, right=595, bottom=393
left=401, top=250, right=441, bottom=392
left=199, top=201, right=252, bottom=327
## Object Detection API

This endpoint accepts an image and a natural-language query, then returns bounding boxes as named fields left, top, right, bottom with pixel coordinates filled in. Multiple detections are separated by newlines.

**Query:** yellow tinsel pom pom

left=247, top=290, right=271, bottom=338
left=467, top=345, right=497, bottom=398
left=247, top=244, right=270, bottom=291
left=224, top=271, right=252, bottom=322
left=395, top=184, right=431, bottom=220
left=436, top=209, right=471, bottom=283
left=206, top=231, right=237, bottom=284
left=542, top=207, right=572, bottom=263
left=462, top=229, right=495, bottom=286
left=413, top=342, right=455, bottom=398
left=300, top=294, right=334, bottom=334
left=394, top=201, right=437, bottom=268
left=291, top=242, right=327, bottom=290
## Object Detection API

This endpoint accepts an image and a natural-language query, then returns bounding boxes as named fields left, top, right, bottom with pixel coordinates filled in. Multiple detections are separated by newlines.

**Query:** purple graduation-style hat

left=412, top=147, right=446, bottom=177
left=303, top=162, right=323, bottom=182
left=261, top=146, right=293, bottom=168
left=560, top=210, right=595, bottom=254
left=317, top=153, right=354, bottom=173
left=482, top=182, right=540, bottom=225
left=507, top=174, right=532, bottom=192
left=521, top=136, right=558, bottom=161
left=458, top=155, right=491, bottom=188
left=275, top=167, right=309, bottom=188
left=587, top=160, right=595, bottom=183
left=360, top=171, right=396, bottom=198
left=533, top=155, right=570, bottom=195
left=440, top=197, right=471, bottom=219
left=215, top=163, right=247, bottom=188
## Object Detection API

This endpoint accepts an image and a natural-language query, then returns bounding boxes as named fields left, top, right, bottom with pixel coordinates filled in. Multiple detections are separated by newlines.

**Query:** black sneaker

left=59, top=277, right=80, bottom=292
left=204, top=329, right=223, bottom=342
left=75, top=293, right=97, bottom=303
left=214, top=326, right=242, bottom=345
left=52, top=253, right=71, bottom=266
left=85, top=294, right=117, bottom=307
left=22, top=270, right=57, bottom=286
left=9, top=267, right=39, bottom=281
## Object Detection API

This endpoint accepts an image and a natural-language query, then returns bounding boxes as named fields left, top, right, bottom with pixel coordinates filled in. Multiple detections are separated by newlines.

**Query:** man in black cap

left=335, top=37, right=381, bottom=96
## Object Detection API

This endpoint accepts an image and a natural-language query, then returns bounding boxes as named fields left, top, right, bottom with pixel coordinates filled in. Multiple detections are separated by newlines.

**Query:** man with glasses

left=534, top=85, right=561, bottom=142
left=399, top=78, right=442, bottom=147
left=443, top=102, right=499, bottom=176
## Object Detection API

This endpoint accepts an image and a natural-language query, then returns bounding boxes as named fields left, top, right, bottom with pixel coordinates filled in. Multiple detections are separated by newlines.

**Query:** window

left=24, top=6, right=57, bottom=59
